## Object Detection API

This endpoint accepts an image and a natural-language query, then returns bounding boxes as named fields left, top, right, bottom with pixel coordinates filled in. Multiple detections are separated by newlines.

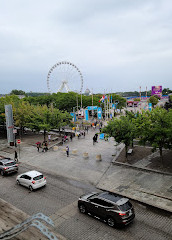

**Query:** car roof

left=98, top=192, right=129, bottom=205
left=23, top=170, right=43, bottom=177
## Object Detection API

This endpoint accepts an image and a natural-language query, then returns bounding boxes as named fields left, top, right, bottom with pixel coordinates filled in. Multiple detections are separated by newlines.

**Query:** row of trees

left=23, top=92, right=126, bottom=112
left=103, top=108, right=172, bottom=164
left=0, top=92, right=126, bottom=135
left=0, top=95, right=72, bottom=141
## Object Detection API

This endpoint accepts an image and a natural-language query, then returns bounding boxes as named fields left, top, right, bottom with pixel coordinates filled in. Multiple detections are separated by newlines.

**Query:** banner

left=85, top=109, right=89, bottom=121
left=70, top=112, right=76, bottom=122
left=99, top=133, right=104, bottom=140
left=148, top=103, right=152, bottom=111
left=87, top=106, right=98, bottom=110
left=97, top=107, right=102, bottom=120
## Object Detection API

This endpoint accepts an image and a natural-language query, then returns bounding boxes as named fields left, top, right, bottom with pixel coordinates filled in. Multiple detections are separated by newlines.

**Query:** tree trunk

left=125, top=145, right=128, bottom=161
left=44, top=129, right=46, bottom=142
left=159, top=147, right=163, bottom=167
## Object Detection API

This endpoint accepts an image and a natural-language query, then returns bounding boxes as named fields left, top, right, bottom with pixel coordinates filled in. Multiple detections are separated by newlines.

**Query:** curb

left=97, top=187, right=172, bottom=214
left=112, top=161, right=172, bottom=176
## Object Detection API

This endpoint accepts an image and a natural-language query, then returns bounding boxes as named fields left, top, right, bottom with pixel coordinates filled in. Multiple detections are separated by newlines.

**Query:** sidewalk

left=0, top=129, right=172, bottom=213
left=96, top=163, right=172, bottom=213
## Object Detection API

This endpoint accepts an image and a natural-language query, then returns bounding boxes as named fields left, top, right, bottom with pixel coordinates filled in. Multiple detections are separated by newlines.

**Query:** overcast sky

left=0, top=0, right=172, bottom=94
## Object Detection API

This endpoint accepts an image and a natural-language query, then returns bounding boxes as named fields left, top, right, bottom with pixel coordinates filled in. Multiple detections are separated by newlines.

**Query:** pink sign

left=151, top=86, right=162, bottom=98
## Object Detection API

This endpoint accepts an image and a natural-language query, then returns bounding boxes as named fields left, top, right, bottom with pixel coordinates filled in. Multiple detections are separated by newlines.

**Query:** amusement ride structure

left=47, top=61, right=83, bottom=94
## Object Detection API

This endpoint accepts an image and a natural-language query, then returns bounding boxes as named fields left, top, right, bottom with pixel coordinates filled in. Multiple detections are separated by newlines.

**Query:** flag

left=99, top=95, right=105, bottom=102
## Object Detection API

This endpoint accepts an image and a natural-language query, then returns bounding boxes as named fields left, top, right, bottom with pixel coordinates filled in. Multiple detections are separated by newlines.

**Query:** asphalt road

left=0, top=164, right=171, bottom=240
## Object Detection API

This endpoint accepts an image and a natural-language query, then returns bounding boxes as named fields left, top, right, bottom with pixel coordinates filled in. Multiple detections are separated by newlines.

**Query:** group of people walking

left=34, top=121, right=102, bottom=157
left=36, top=141, right=48, bottom=152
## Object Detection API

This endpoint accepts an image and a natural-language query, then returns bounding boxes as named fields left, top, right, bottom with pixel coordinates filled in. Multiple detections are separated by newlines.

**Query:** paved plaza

left=0, top=128, right=172, bottom=213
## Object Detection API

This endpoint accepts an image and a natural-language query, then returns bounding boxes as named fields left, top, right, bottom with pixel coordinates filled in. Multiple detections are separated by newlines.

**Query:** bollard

left=83, top=152, right=89, bottom=159
left=53, top=146, right=59, bottom=151
left=96, top=154, right=102, bottom=161
left=72, top=149, right=78, bottom=155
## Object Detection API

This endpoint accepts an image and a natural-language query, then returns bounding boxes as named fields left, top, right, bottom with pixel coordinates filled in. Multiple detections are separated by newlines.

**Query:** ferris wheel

left=47, top=61, right=83, bottom=94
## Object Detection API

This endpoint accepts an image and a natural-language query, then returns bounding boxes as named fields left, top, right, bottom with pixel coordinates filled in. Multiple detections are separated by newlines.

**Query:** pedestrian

left=66, top=146, right=69, bottom=157
left=42, top=142, right=46, bottom=152
left=70, top=134, right=73, bottom=141
left=83, top=131, right=85, bottom=138
left=37, top=144, right=40, bottom=152
left=45, top=141, right=48, bottom=152
left=14, top=150, right=18, bottom=162
left=48, top=134, right=51, bottom=142
left=95, top=133, right=98, bottom=142
left=93, top=136, right=96, bottom=145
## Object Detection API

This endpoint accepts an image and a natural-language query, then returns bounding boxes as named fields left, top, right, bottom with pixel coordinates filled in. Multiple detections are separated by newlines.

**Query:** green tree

left=0, top=95, right=20, bottom=126
left=149, top=95, right=158, bottom=108
left=13, top=101, right=32, bottom=134
left=103, top=116, right=136, bottom=159
left=10, top=89, right=26, bottom=95
left=162, top=88, right=172, bottom=95
left=26, top=104, right=72, bottom=141
left=135, top=108, right=172, bottom=165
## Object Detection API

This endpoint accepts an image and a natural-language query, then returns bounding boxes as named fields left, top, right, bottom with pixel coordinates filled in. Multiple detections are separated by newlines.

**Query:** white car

left=16, top=170, right=46, bottom=191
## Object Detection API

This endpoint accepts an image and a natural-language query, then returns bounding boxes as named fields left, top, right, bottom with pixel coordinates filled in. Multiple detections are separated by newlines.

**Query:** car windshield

left=4, top=162, right=16, bottom=166
left=118, top=201, right=132, bottom=211
left=88, top=193, right=99, bottom=199
left=33, top=175, right=43, bottom=181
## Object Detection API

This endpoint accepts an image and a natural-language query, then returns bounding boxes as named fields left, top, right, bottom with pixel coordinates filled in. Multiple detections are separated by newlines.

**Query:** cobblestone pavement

left=0, top=165, right=171, bottom=240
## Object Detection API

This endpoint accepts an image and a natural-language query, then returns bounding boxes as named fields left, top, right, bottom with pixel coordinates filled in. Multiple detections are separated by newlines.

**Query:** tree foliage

left=103, top=108, right=172, bottom=164
left=149, top=95, right=158, bottom=108
left=10, top=89, right=26, bottom=95
left=23, top=92, right=126, bottom=112
left=135, top=108, right=172, bottom=163
left=103, top=116, right=136, bottom=159
left=0, top=95, right=72, bottom=140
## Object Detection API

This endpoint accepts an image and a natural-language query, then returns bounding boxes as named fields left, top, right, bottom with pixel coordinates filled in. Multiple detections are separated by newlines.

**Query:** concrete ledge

left=112, top=144, right=125, bottom=161
left=113, top=161, right=172, bottom=176
left=97, top=186, right=172, bottom=213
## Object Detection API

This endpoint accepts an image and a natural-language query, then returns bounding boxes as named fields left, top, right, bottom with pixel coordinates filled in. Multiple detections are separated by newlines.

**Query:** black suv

left=78, top=191, right=135, bottom=227
left=0, top=159, right=18, bottom=176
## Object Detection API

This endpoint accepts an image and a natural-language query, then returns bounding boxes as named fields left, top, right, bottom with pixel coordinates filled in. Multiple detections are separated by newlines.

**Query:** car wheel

left=16, top=180, right=20, bottom=185
left=0, top=170, right=4, bottom=176
left=79, top=204, right=87, bottom=214
left=29, top=185, right=33, bottom=191
left=107, top=217, right=115, bottom=227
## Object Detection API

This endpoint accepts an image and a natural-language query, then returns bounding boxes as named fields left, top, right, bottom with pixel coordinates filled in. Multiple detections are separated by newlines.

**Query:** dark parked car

left=0, top=159, right=18, bottom=176
left=78, top=191, right=135, bottom=227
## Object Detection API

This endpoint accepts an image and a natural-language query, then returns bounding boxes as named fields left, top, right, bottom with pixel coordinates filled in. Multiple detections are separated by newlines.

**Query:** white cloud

left=0, top=0, right=172, bottom=93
